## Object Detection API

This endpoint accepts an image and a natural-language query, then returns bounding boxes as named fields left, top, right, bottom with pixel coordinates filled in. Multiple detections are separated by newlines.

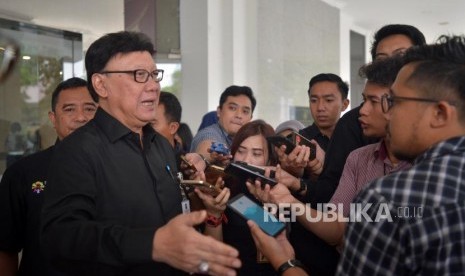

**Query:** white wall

left=180, top=0, right=351, bottom=133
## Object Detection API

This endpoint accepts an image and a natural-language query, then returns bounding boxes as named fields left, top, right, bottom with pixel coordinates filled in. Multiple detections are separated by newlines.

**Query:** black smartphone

left=180, top=180, right=221, bottom=197
left=228, top=194, right=285, bottom=237
left=266, top=135, right=296, bottom=154
left=290, top=132, right=317, bottom=160
left=234, top=161, right=276, bottom=179
left=224, top=162, right=277, bottom=187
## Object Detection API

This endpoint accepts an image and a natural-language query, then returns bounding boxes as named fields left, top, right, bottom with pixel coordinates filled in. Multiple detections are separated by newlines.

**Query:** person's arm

left=248, top=181, right=346, bottom=248
left=295, top=203, right=346, bottom=247
left=0, top=252, right=18, bottom=276
left=264, top=184, right=346, bottom=247
left=195, top=179, right=230, bottom=241
left=153, top=210, right=241, bottom=275
left=247, top=220, right=308, bottom=276
left=195, top=139, right=214, bottom=162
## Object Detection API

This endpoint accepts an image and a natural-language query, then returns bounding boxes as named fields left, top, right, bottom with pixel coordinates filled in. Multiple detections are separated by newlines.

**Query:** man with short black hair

left=191, top=85, right=256, bottom=163
left=40, top=31, right=240, bottom=276
left=300, top=73, right=350, bottom=150
left=338, top=34, right=465, bottom=275
left=0, top=77, right=97, bottom=276
left=151, top=91, right=182, bottom=152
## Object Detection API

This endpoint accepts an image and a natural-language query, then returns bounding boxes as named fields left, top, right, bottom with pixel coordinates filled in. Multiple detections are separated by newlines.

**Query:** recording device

left=267, top=133, right=316, bottom=160
left=233, top=161, right=276, bottom=179
left=289, top=132, right=317, bottom=160
left=266, top=135, right=296, bottom=155
left=224, top=161, right=277, bottom=187
left=227, top=193, right=285, bottom=237
left=210, top=141, right=230, bottom=155
left=205, top=164, right=228, bottom=184
left=180, top=180, right=222, bottom=197
left=180, top=155, right=197, bottom=172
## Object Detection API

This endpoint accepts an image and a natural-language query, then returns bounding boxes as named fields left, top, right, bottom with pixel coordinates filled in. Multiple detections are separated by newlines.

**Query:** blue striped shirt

left=190, top=123, right=232, bottom=152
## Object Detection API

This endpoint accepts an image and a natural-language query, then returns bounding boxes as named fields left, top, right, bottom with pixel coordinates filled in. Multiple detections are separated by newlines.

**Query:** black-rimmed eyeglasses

left=100, top=69, right=164, bottom=83
left=380, top=94, right=454, bottom=113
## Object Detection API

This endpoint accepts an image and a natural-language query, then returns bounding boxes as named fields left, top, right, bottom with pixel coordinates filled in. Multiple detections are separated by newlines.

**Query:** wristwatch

left=277, top=259, right=306, bottom=275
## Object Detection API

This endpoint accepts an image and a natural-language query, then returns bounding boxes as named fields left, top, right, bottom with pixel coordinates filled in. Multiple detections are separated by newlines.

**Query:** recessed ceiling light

left=22, top=56, right=31, bottom=60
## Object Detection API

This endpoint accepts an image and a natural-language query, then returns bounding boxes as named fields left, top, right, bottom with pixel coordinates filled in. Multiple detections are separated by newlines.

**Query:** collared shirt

left=305, top=105, right=379, bottom=206
left=289, top=108, right=372, bottom=275
left=330, top=140, right=411, bottom=217
left=41, top=108, right=184, bottom=275
left=337, top=136, right=465, bottom=275
left=299, top=123, right=330, bottom=151
left=190, top=122, right=232, bottom=152
left=0, top=144, right=64, bottom=276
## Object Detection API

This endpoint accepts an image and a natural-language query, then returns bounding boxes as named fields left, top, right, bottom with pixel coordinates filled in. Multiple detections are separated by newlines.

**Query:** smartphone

left=290, top=132, right=317, bottom=160
left=210, top=141, right=230, bottom=155
left=180, top=155, right=197, bottom=172
left=266, top=135, right=296, bottom=155
left=234, top=161, right=276, bottom=179
left=181, top=180, right=221, bottom=197
left=228, top=194, right=285, bottom=237
left=205, top=164, right=227, bottom=185
left=224, top=162, right=277, bottom=187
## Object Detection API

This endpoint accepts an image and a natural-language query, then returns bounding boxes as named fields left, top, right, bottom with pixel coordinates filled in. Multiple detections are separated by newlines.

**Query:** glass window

left=0, top=18, right=82, bottom=173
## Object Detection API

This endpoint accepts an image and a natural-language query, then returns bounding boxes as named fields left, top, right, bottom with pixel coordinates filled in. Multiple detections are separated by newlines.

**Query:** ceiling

left=0, top=0, right=464, bottom=48
left=324, top=0, right=465, bottom=42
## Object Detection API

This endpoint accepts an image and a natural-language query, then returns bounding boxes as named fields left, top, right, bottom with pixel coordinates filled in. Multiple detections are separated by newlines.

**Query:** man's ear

left=92, top=73, right=108, bottom=98
left=48, top=111, right=57, bottom=130
left=342, top=98, right=350, bottom=111
left=430, top=101, right=454, bottom=128
left=169, top=122, right=180, bottom=136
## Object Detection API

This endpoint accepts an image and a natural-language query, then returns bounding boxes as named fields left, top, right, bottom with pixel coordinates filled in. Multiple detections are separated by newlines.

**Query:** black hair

left=85, top=31, right=155, bottom=101
left=219, top=85, right=257, bottom=112
left=358, top=56, right=404, bottom=87
left=159, top=91, right=182, bottom=123
left=401, top=35, right=465, bottom=120
left=51, top=77, right=93, bottom=111
left=177, top=122, right=194, bottom=153
left=370, top=24, right=426, bottom=60
left=308, top=73, right=349, bottom=99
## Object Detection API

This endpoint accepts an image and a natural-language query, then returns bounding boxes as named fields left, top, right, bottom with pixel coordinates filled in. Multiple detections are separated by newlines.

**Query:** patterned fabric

left=337, top=136, right=465, bottom=275
left=190, top=123, right=232, bottom=152
left=330, top=140, right=411, bottom=216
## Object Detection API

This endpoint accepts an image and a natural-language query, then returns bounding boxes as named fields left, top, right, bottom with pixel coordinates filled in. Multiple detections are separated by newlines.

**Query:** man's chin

left=392, top=149, right=415, bottom=162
